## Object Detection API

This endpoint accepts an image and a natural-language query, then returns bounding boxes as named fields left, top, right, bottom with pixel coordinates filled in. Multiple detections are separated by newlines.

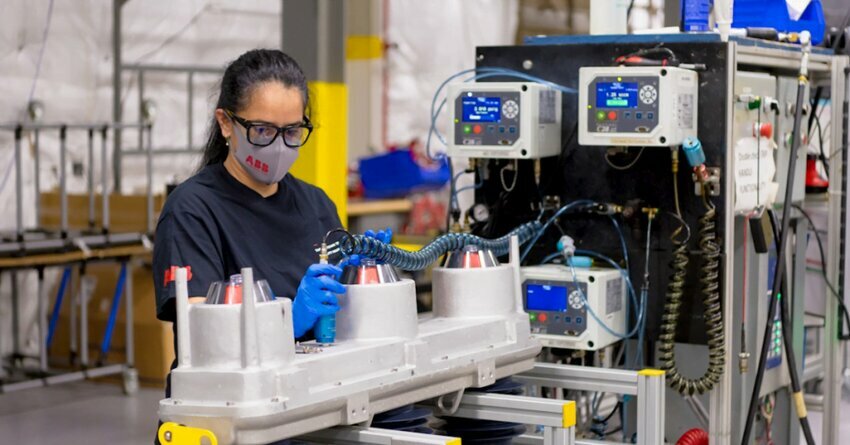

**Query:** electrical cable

left=767, top=209, right=818, bottom=445
left=499, top=160, right=519, bottom=192
left=604, top=147, right=645, bottom=170
left=791, top=203, right=850, bottom=337
left=741, top=34, right=816, bottom=445
left=568, top=250, right=643, bottom=339
left=811, top=112, right=830, bottom=178
left=520, top=200, right=598, bottom=262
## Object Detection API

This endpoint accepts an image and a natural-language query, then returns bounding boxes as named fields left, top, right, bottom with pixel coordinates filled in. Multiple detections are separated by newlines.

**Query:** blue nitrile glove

left=342, top=228, right=393, bottom=267
left=292, top=263, right=345, bottom=338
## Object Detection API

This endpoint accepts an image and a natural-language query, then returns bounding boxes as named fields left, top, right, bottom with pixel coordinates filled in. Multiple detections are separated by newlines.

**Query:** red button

left=538, top=313, right=548, bottom=322
left=472, top=125, right=482, bottom=134
left=607, top=111, right=617, bottom=120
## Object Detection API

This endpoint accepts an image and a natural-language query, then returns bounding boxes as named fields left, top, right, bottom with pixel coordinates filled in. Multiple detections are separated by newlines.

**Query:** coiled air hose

left=338, top=221, right=543, bottom=271
left=659, top=192, right=725, bottom=395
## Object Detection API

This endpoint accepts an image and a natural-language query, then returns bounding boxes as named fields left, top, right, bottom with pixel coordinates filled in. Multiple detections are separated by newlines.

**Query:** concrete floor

left=0, top=381, right=848, bottom=444
left=0, top=381, right=161, bottom=445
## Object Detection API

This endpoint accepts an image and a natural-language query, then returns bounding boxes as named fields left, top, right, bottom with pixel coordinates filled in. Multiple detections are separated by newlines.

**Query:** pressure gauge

left=470, top=203, right=490, bottom=223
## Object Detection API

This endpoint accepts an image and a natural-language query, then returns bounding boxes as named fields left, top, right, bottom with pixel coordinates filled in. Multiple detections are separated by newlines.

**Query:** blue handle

left=47, top=267, right=72, bottom=348
left=315, top=314, right=336, bottom=344
left=100, top=263, right=127, bottom=359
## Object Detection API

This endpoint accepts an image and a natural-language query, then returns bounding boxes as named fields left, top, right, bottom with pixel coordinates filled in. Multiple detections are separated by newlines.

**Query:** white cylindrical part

left=240, top=267, right=259, bottom=368
left=189, top=302, right=293, bottom=369
left=714, top=0, right=734, bottom=41
left=175, top=267, right=191, bottom=368
left=510, top=235, right=523, bottom=313
left=336, top=280, right=418, bottom=341
left=432, top=265, right=516, bottom=318
left=590, top=0, right=629, bottom=35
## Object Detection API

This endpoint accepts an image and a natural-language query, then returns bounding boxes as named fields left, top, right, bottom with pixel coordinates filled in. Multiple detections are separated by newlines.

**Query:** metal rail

left=514, top=364, right=665, bottom=445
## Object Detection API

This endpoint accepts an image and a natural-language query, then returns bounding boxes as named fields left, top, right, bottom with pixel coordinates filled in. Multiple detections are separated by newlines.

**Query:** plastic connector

left=556, top=235, right=576, bottom=258
left=682, top=136, right=706, bottom=168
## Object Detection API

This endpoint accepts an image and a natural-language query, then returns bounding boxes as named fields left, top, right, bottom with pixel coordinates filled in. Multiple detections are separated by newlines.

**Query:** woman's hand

left=291, top=263, right=345, bottom=338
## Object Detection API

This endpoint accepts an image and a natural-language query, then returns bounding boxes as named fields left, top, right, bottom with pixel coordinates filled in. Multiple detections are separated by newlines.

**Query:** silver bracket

left=344, top=392, right=370, bottom=425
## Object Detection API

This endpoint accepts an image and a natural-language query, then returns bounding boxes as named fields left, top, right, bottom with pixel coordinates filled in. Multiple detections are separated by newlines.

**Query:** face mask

left=230, top=126, right=299, bottom=185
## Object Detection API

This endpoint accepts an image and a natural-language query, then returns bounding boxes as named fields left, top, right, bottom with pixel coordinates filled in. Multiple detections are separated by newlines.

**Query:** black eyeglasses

left=225, top=109, right=313, bottom=148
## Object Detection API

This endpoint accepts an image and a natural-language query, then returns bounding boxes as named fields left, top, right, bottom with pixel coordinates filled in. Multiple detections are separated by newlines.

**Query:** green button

left=463, top=125, right=471, bottom=134
left=774, top=347, right=781, bottom=353
left=529, top=313, right=536, bottom=321
left=596, top=111, right=606, bottom=121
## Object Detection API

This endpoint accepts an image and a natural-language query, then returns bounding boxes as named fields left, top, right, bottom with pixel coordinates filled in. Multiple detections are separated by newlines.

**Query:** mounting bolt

left=164, top=431, right=172, bottom=442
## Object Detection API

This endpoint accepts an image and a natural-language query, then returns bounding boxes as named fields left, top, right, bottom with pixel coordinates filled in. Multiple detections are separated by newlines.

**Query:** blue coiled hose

left=339, top=221, right=543, bottom=271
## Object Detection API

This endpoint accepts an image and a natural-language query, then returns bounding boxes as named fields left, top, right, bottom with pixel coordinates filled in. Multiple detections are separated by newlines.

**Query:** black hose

left=740, top=69, right=816, bottom=445
left=768, top=210, right=818, bottom=445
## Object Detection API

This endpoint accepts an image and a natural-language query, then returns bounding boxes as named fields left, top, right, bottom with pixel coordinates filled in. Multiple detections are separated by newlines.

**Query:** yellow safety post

left=290, top=81, right=348, bottom=225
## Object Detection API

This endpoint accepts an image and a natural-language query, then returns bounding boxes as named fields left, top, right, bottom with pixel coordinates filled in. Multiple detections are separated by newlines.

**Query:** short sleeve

left=153, top=211, right=224, bottom=321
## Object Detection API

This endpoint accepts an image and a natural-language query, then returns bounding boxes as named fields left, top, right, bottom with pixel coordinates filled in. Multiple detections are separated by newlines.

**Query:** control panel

left=447, top=82, right=562, bottom=159
left=578, top=66, right=698, bottom=147
left=521, top=265, right=626, bottom=351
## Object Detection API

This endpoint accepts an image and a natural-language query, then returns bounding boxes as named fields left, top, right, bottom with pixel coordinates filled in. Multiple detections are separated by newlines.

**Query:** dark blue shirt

left=153, top=162, right=342, bottom=322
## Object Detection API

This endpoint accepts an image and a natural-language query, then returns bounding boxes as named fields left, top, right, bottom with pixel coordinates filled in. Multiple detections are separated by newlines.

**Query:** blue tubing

left=340, top=221, right=543, bottom=271
left=47, top=267, right=72, bottom=348
left=100, top=263, right=127, bottom=358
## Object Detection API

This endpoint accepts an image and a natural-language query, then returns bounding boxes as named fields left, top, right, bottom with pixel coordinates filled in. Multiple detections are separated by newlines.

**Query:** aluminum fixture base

left=160, top=237, right=542, bottom=444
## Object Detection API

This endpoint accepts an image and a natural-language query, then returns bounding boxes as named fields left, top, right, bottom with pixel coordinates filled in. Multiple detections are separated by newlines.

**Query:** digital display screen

left=526, top=283, right=567, bottom=312
left=462, top=96, right=501, bottom=122
left=596, top=82, right=639, bottom=108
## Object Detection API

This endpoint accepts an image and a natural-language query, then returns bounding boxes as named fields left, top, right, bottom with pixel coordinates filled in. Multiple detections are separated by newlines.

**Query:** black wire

left=741, top=75, right=811, bottom=445
left=813, top=113, right=830, bottom=177
left=594, top=401, right=621, bottom=424
left=791, top=204, right=850, bottom=338
left=767, top=210, right=818, bottom=445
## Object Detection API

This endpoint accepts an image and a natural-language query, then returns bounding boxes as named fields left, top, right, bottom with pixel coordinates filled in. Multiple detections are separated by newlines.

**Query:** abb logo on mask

left=245, top=155, right=269, bottom=173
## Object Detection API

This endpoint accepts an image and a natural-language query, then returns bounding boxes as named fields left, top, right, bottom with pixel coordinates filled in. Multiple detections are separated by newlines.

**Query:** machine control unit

left=578, top=66, right=698, bottom=147
left=447, top=82, right=562, bottom=159
left=521, top=265, right=626, bottom=351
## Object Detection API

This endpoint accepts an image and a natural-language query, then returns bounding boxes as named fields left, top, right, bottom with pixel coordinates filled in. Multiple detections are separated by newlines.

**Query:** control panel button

left=529, top=313, right=536, bottom=321
left=502, top=100, right=519, bottom=119
left=607, top=111, right=617, bottom=120
left=472, top=125, right=482, bottom=135
left=575, top=317, right=583, bottom=324
left=509, top=126, right=517, bottom=134
left=636, top=112, right=643, bottom=119
left=624, top=111, right=631, bottom=119
left=596, top=111, right=606, bottom=121
left=639, top=85, right=657, bottom=104
left=646, top=112, right=654, bottom=120
left=564, top=316, right=571, bottom=323
left=487, top=125, right=495, bottom=133
left=463, top=125, right=471, bottom=134
left=538, top=313, right=548, bottom=322
left=499, top=126, right=505, bottom=133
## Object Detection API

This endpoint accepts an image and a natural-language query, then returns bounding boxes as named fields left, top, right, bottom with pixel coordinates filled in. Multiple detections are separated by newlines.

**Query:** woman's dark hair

left=199, top=49, right=309, bottom=169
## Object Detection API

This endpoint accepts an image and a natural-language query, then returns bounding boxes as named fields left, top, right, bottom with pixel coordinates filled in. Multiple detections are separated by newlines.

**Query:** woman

left=153, top=48, right=345, bottom=337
